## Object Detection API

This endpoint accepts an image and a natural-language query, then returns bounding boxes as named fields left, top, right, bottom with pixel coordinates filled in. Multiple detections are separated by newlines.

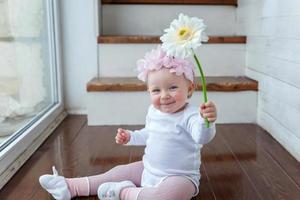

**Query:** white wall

left=238, top=0, right=300, bottom=161
left=60, top=0, right=98, bottom=114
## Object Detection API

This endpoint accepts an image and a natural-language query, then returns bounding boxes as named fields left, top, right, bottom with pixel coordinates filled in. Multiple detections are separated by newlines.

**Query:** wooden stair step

left=98, top=35, right=246, bottom=44
left=102, top=0, right=237, bottom=6
left=87, top=76, right=258, bottom=92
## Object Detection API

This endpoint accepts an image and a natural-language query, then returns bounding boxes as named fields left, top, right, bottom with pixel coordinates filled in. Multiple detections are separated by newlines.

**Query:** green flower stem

left=193, top=52, right=210, bottom=128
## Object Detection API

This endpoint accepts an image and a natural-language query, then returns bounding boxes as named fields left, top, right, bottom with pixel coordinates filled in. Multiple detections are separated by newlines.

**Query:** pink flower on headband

left=137, top=45, right=195, bottom=82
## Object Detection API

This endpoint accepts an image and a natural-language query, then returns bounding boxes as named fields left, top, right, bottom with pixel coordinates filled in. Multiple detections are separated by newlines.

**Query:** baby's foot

left=39, top=166, right=71, bottom=200
left=97, top=181, right=135, bottom=200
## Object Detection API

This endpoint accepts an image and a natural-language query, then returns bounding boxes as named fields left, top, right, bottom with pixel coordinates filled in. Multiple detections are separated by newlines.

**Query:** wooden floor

left=0, top=115, right=299, bottom=200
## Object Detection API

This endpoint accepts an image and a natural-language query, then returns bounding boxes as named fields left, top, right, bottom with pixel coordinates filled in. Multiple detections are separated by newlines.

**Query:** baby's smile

left=160, top=101, right=175, bottom=106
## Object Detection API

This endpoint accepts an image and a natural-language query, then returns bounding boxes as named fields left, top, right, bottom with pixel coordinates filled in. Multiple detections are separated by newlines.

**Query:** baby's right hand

left=115, top=128, right=131, bottom=144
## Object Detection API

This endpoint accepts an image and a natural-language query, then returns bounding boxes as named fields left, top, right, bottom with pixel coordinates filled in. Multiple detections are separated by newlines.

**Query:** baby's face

left=147, top=68, right=193, bottom=113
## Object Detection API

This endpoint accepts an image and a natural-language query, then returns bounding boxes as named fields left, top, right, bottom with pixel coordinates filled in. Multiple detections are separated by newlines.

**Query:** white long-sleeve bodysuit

left=127, top=103, right=216, bottom=195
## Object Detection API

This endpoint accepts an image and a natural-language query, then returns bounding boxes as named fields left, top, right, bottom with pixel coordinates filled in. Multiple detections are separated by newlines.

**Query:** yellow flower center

left=177, top=27, right=193, bottom=41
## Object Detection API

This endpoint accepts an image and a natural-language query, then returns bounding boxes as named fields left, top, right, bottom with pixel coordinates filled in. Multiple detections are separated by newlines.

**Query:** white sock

left=97, top=180, right=136, bottom=200
left=39, top=166, right=71, bottom=200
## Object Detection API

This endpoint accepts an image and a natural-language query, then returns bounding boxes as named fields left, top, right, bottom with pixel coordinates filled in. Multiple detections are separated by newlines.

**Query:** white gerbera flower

left=160, top=13, right=211, bottom=128
left=160, top=13, right=208, bottom=59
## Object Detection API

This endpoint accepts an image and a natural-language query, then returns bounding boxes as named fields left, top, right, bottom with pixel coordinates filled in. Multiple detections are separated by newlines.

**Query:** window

left=0, top=0, right=63, bottom=188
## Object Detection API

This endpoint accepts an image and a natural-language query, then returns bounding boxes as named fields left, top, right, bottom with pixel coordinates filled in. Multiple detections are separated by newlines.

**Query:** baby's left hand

left=200, top=101, right=217, bottom=123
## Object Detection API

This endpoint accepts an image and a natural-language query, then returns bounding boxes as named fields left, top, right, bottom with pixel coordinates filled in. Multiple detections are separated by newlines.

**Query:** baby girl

left=39, top=45, right=217, bottom=200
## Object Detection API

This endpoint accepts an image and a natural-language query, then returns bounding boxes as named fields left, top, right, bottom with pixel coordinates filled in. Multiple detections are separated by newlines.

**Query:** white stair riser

left=87, top=91, right=257, bottom=125
left=102, top=5, right=237, bottom=35
left=99, top=44, right=246, bottom=77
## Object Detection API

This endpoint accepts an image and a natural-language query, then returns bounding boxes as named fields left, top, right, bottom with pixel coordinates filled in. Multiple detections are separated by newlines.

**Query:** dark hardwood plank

left=87, top=77, right=258, bottom=92
left=102, top=0, right=237, bottom=5
left=37, top=115, right=87, bottom=151
left=0, top=116, right=132, bottom=200
left=220, top=124, right=300, bottom=200
left=252, top=126, right=300, bottom=187
left=202, top=127, right=261, bottom=200
left=196, top=165, right=216, bottom=200
left=0, top=115, right=87, bottom=200
left=66, top=125, right=131, bottom=176
left=1, top=117, right=300, bottom=200
left=98, top=35, right=246, bottom=44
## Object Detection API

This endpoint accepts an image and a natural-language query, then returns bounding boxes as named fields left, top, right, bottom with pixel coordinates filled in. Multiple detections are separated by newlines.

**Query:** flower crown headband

left=136, top=45, right=195, bottom=82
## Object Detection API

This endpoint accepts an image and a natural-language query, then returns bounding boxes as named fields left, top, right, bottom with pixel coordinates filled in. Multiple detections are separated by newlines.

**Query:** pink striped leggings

left=66, top=161, right=196, bottom=200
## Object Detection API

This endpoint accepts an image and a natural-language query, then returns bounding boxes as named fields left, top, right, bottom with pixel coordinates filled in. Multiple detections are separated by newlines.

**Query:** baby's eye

left=151, top=89, right=160, bottom=93
left=169, top=85, right=178, bottom=90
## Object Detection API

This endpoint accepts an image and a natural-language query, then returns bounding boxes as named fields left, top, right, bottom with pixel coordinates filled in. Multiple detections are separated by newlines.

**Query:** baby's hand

left=200, top=101, right=217, bottom=123
left=115, top=128, right=131, bottom=144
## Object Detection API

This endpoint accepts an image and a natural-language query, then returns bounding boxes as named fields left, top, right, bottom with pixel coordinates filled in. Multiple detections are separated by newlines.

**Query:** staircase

left=86, top=0, right=258, bottom=125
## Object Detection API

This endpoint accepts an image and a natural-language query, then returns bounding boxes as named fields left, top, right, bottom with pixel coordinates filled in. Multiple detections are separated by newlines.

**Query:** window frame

left=0, top=0, right=64, bottom=188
